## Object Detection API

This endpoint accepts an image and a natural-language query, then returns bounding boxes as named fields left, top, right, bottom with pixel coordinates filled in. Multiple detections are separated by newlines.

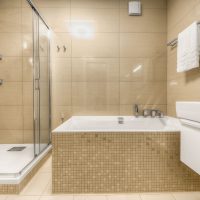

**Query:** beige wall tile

left=33, top=0, right=70, bottom=8
left=23, top=130, right=34, bottom=143
left=0, top=0, right=21, bottom=8
left=40, top=106, right=50, bottom=130
left=23, top=82, right=33, bottom=106
left=52, top=58, right=71, bottom=82
left=72, top=58, right=119, bottom=82
left=22, top=8, right=33, bottom=33
left=120, top=82, right=166, bottom=105
left=120, top=33, right=166, bottom=58
left=0, top=82, right=22, bottom=106
left=22, top=0, right=31, bottom=8
left=0, top=106, right=23, bottom=130
left=52, top=82, right=71, bottom=106
left=71, top=0, right=120, bottom=8
left=120, top=57, right=166, bottom=82
left=72, top=82, right=119, bottom=106
left=0, top=8, right=21, bottom=32
left=120, top=0, right=166, bottom=9
left=71, top=8, right=119, bottom=33
left=39, top=8, right=70, bottom=33
left=72, top=33, right=119, bottom=58
left=0, top=57, right=22, bottom=81
left=0, top=130, right=23, bottom=144
left=23, top=57, right=33, bottom=82
left=167, top=0, right=197, bottom=30
left=167, top=105, right=177, bottom=117
left=23, top=106, right=33, bottom=130
left=40, top=57, right=49, bottom=82
left=40, top=82, right=50, bottom=107
left=0, top=33, right=22, bottom=56
left=22, top=33, right=33, bottom=57
left=120, top=9, right=166, bottom=33
left=72, top=105, right=119, bottom=116
left=167, top=75, right=200, bottom=106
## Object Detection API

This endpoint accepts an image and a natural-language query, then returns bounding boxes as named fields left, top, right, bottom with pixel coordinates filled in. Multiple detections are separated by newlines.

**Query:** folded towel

left=177, top=22, right=200, bottom=72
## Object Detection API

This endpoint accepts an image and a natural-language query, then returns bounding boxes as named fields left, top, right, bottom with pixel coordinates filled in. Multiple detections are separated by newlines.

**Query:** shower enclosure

left=0, top=0, right=51, bottom=179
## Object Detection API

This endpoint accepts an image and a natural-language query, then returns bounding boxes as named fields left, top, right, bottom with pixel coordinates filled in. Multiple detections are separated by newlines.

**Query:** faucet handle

left=150, top=109, right=164, bottom=118
left=134, top=104, right=139, bottom=117
left=143, top=109, right=151, bottom=117
left=151, top=110, right=157, bottom=118
left=156, top=110, right=164, bottom=118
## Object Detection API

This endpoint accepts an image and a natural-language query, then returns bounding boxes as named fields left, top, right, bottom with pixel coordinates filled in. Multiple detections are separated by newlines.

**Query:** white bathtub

left=53, top=116, right=180, bottom=133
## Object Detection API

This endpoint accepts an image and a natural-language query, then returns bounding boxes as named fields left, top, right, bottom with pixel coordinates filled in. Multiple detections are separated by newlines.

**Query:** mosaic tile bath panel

left=52, top=132, right=200, bottom=193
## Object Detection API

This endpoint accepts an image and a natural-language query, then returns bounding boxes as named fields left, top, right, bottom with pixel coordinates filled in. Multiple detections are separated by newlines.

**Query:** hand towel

left=177, top=22, right=200, bottom=72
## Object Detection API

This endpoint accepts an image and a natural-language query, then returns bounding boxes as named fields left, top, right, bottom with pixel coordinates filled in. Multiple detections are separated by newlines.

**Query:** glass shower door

left=38, top=18, right=51, bottom=153
left=33, top=13, right=51, bottom=156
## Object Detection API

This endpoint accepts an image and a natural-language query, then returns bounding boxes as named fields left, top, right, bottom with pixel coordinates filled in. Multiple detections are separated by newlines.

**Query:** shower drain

left=8, top=147, right=26, bottom=151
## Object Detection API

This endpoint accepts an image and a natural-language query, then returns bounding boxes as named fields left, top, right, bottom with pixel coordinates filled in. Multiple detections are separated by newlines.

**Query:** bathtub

left=53, top=116, right=179, bottom=132
left=52, top=116, right=200, bottom=193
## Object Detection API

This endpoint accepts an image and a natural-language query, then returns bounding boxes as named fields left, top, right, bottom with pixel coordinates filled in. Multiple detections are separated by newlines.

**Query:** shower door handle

left=35, top=79, right=40, bottom=90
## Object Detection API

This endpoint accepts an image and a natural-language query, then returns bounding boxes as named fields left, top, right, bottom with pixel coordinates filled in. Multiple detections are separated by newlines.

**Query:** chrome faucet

left=134, top=104, right=139, bottom=117
left=151, top=110, right=164, bottom=118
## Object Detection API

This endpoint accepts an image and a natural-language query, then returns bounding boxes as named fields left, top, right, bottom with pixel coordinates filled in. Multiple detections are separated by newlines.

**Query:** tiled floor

left=1, top=156, right=200, bottom=200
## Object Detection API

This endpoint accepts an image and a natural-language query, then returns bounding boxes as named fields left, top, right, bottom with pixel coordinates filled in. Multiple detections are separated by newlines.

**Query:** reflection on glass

left=169, top=81, right=178, bottom=86
left=69, top=20, right=94, bottom=39
left=29, top=57, right=33, bottom=66
left=133, top=64, right=142, bottom=73
left=23, top=41, right=28, bottom=49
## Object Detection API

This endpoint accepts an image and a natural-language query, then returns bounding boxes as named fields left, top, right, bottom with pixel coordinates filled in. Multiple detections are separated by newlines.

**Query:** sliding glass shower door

left=33, top=12, right=51, bottom=156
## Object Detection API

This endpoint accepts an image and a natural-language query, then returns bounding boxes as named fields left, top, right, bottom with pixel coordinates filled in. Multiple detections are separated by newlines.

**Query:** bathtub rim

left=52, top=116, right=181, bottom=133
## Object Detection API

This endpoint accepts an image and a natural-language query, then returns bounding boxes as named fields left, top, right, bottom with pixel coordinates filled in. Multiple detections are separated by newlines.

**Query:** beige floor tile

left=107, top=194, right=141, bottom=200
left=6, top=196, right=40, bottom=200
left=20, top=172, right=51, bottom=196
left=39, top=195, right=73, bottom=200
left=74, top=196, right=107, bottom=200
left=38, top=156, right=52, bottom=173
left=172, top=192, right=200, bottom=200
left=42, top=181, right=52, bottom=195
left=0, top=196, right=6, bottom=200
left=140, top=193, right=175, bottom=200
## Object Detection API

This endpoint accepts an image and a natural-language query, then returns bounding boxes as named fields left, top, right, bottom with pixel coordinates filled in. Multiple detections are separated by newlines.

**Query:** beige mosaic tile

left=52, top=132, right=200, bottom=193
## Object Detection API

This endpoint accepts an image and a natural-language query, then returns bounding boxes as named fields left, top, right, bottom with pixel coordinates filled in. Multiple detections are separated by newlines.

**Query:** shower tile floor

left=0, top=156, right=199, bottom=200
left=0, top=144, right=47, bottom=174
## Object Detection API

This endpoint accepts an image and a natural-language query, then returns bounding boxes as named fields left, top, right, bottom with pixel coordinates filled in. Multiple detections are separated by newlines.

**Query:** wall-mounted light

left=128, top=0, right=142, bottom=16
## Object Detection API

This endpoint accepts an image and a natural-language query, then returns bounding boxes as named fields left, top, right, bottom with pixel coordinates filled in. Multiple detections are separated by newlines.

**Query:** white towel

left=177, top=22, right=200, bottom=72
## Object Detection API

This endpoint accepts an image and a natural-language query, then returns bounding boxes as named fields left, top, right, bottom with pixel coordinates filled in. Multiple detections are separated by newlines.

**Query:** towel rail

left=167, top=22, right=200, bottom=47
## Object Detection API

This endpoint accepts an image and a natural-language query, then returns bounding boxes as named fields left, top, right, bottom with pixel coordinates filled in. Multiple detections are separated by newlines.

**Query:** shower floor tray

left=0, top=144, right=47, bottom=175
left=0, top=144, right=34, bottom=175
